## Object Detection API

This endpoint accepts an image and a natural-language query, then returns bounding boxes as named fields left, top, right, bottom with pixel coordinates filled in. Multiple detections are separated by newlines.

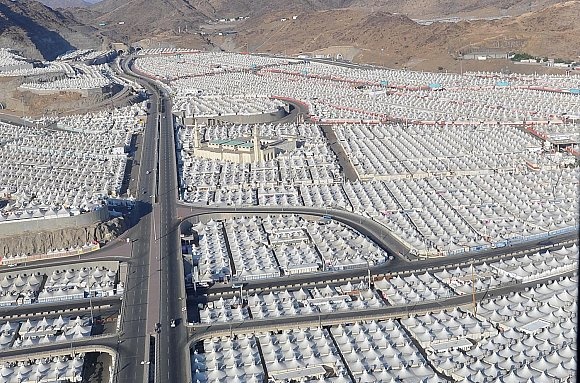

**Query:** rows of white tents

left=0, top=265, right=119, bottom=307
left=193, top=215, right=390, bottom=283
left=0, top=105, right=144, bottom=221
left=0, top=355, right=84, bottom=382
left=0, top=315, right=92, bottom=350
left=192, top=271, right=576, bottom=382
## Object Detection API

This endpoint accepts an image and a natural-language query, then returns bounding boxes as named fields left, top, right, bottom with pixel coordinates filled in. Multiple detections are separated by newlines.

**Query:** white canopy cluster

left=0, top=354, right=84, bottom=382
left=184, top=168, right=578, bottom=256
left=19, top=64, right=120, bottom=91
left=0, top=107, right=142, bottom=220
left=179, top=123, right=340, bottom=199
left=332, top=320, right=440, bottom=382
left=435, top=244, right=578, bottom=295
left=0, top=315, right=91, bottom=350
left=280, top=62, right=577, bottom=90
left=38, top=266, right=118, bottom=303
left=224, top=216, right=280, bottom=281
left=401, top=309, right=498, bottom=349
left=193, top=335, right=265, bottom=383
left=334, top=123, right=544, bottom=179
left=374, top=272, right=456, bottom=305
left=0, top=49, right=29, bottom=68
left=174, top=94, right=285, bottom=118
left=199, top=284, right=383, bottom=324
left=134, top=51, right=295, bottom=81
left=193, top=271, right=575, bottom=381
left=0, top=49, right=74, bottom=78
left=158, top=53, right=579, bottom=124
left=192, top=215, right=389, bottom=283
left=421, top=276, right=577, bottom=382
left=192, top=219, right=231, bottom=283
left=257, top=327, right=349, bottom=383
left=185, top=168, right=578, bottom=256
left=0, top=272, right=43, bottom=307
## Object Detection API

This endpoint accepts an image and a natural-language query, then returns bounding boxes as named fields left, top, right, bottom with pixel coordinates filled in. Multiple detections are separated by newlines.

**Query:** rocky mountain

left=0, top=0, right=102, bottom=60
left=90, top=0, right=568, bottom=24
left=37, top=0, right=92, bottom=9
left=221, top=1, right=579, bottom=71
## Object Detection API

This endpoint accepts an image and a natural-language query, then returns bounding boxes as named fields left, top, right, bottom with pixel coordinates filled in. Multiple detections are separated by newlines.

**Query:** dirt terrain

left=0, top=217, right=126, bottom=258
left=219, top=1, right=579, bottom=71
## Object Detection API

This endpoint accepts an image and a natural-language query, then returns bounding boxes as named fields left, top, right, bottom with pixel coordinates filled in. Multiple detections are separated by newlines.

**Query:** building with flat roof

left=187, top=124, right=294, bottom=164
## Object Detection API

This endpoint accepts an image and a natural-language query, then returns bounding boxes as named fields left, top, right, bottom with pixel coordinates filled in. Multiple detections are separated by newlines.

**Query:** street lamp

left=152, top=195, right=157, bottom=241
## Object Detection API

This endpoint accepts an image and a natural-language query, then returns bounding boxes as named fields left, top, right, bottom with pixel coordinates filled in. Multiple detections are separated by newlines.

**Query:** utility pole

left=88, top=283, right=94, bottom=325
left=471, top=259, right=477, bottom=316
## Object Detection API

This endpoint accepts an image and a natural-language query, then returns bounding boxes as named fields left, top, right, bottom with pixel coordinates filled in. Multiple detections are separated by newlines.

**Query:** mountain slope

left=38, top=0, right=92, bottom=9
left=223, top=1, right=579, bottom=70
left=0, top=0, right=101, bottom=60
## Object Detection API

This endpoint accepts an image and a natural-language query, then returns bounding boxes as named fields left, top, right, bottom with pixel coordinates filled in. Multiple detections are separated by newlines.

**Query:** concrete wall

left=0, top=207, right=109, bottom=237
left=18, top=86, right=107, bottom=97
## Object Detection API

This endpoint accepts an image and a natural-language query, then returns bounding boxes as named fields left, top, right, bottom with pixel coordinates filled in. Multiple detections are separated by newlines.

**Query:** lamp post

left=381, top=48, right=384, bottom=67
left=152, top=195, right=157, bottom=241
left=88, top=283, right=94, bottom=326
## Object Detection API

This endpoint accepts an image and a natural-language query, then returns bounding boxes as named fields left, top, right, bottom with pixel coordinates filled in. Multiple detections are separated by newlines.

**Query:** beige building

left=189, top=124, right=293, bottom=164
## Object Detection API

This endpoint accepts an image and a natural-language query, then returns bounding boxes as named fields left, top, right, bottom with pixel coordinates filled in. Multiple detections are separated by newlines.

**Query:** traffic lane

left=157, top=105, right=188, bottom=383
left=189, top=269, right=577, bottom=341
left=157, top=94, right=189, bottom=382
left=202, top=232, right=576, bottom=295
left=0, top=334, right=119, bottom=360
left=114, top=56, right=161, bottom=383
left=179, top=205, right=577, bottom=272
left=0, top=296, right=121, bottom=318
left=176, top=205, right=410, bottom=260
left=116, top=222, right=149, bottom=383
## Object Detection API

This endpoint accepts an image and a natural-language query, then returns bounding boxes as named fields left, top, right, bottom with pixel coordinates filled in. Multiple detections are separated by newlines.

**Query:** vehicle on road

left=155, top=322, right=161, bottom=333
left=170, top=319, right=176, bottom=328
left=146, top=170, right=151, bottom=174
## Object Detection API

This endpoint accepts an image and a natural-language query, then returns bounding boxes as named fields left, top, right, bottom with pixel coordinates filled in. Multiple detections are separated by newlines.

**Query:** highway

left=116, top=57, right=190, bottom=383
left=155, top=90, right=190, bottom=383
left=112, top=57, right=161, bottom=383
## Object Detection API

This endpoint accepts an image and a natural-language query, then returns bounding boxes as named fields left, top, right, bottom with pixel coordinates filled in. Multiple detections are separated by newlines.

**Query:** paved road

left=177, top=205, right=577, bottom=293
left=118, top=57, right=190, bottom=383
left=155, top=84, right=190, bottom=383
left=113, top=57, right=160, bottom=383
left=177, top=204, right=410, bottom=259
left=3, top=240, right=132, bottom=274
left=187, top=269, right=577, bottom=345
left=0, top=297, right=121, bottom=321
left=0, top=334, right=119, bottom=360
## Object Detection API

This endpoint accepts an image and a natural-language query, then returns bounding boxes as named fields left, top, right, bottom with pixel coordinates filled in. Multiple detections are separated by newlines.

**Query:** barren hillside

left=38, top=0, right=92, bottom=9
left=0, top=0, right=101, bottom=59
left=216, top=1, right=579, bottom=71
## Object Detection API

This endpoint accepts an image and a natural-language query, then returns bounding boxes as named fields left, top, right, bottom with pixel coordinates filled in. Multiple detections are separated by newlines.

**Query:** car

left=170, top=319, right=176, bottom=328
left=146, top=170, right=151, bottom=174
left=155, top=322, right=161, bottom=333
